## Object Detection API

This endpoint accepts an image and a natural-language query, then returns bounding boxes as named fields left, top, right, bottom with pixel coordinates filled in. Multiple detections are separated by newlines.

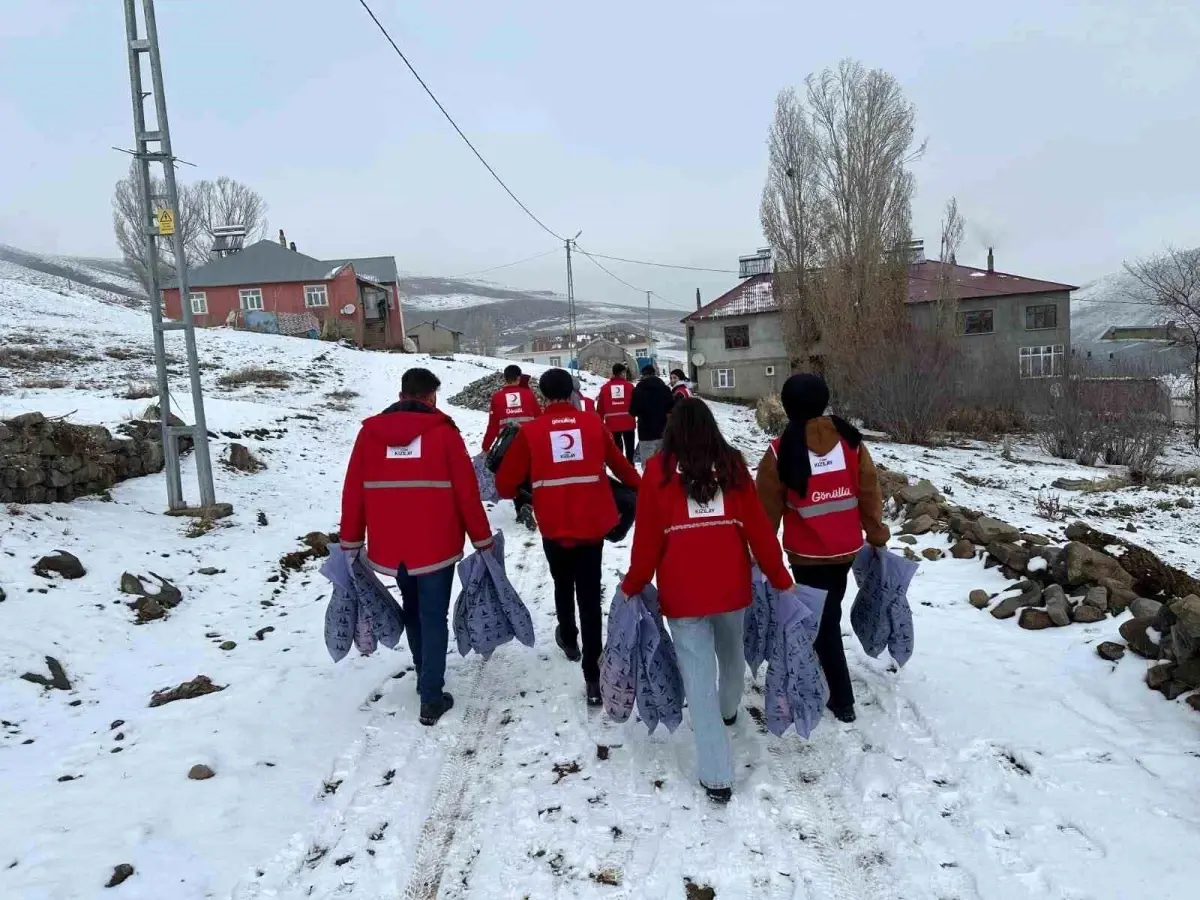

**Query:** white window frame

left=711, top=368, right=735, bottom=390
left=188, top=291, right=207, bottom=315
left=549, top=356, right=562, bottom=366
left=764, top=365, right=776, bottom=376
left=304, top=284, right=329, bottom=308
left=239, top=288, right=263, bottom=311
left=1019, top=345, right=1065, bottom=379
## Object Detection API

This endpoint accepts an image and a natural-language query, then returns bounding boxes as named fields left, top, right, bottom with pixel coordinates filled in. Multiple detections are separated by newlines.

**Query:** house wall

left=578, top=341, right=638, bottom=378
left=909, top=289, right=1072, bottom=377
left=687, top=312, right=790, bottom=400
left=407, top=324, right=460, bottom=354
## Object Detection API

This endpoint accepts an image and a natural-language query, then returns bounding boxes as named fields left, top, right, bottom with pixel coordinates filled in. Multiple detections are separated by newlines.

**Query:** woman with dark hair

left=755, top=373, right=890, bottom=723
left=621, top=398, right=793, bottom=802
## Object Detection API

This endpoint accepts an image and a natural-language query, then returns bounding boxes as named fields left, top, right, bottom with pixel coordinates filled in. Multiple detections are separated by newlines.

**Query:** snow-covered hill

left=2, top=272, right=1200, bottom=899
left=1072, top=270, right=1192, bottom=374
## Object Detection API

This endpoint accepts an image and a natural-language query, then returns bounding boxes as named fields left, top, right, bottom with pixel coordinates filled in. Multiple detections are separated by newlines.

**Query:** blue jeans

left=667, top=609, right=746, bottom=790
left=396, top=564, right=456, bottom=706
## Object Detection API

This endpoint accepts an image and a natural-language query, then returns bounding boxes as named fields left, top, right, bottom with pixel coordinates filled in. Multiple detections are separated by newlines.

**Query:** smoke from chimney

left=987, top=247, right=995, bottom=274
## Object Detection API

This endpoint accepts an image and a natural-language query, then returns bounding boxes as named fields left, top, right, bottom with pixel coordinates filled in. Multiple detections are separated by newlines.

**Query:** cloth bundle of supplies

left=452, top=532, right=536, bottom=660
left=850, top=545, right=917, bottom=667
left=320, top=544, right=404, bottom=661
left=598, top=584, right=685, bottom=734
left=472, top=452, right=499, bottom=503
left=744, top=566, right=829, bottom=738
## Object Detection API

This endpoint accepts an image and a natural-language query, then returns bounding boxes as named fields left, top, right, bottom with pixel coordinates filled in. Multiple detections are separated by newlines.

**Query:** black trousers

left=543, top=539, right=604, bottom=683
left=790, top=561, right=855, bottom=711
left=614, top=430, right=636, bottom=463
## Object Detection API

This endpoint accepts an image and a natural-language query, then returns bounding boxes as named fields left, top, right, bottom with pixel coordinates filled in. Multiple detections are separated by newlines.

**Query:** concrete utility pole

left=122, top=0, right=224, bottom=516
left=565, top=231, right=581, bottom=371
left=645, top=290, right=652, bottom=368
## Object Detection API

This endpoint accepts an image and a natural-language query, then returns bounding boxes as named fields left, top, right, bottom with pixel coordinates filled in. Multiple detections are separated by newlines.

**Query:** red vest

left=597, top=379, right=635, bottom=432
left=770, top=436, right=864, bottom=559
left=525, top=404, right=618, bottom=542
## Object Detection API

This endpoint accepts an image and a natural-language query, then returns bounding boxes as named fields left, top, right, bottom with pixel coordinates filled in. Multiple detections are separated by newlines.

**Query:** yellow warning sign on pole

left=156, top=208, right=176, bottom=236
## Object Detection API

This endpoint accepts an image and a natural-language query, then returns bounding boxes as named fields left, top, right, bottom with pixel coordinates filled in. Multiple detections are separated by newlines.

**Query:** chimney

left=987, top=247, right=994, bottom=274
left=289, top=241, right=296, bottom=252
left=695, top=288, right=701, bottom=310
left=279, top=229, right=287, bottom=247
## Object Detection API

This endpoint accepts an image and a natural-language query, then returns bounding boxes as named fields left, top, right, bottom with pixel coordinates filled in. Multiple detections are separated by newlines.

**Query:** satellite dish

left=341, top=303, right=356, bottom=315
left=691, top=352, right=706, bottom=367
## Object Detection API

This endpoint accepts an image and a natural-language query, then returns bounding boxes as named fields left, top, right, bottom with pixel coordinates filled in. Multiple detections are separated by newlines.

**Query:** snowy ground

left=2, top=274, right=1200, bottom=900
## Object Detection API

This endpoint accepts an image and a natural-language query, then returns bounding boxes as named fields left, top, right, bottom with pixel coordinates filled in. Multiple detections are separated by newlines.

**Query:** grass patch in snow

left=0, top=345, right=97, bottom=370
left=17, top=376, right=69, bottom=389
left=218, top=366, right=293, bottom=389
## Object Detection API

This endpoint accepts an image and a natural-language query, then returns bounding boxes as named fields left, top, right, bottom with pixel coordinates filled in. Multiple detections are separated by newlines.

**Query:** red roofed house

left=162, top=233, right=406, bottom=349
left=682, top=244, right=1077, bottom=400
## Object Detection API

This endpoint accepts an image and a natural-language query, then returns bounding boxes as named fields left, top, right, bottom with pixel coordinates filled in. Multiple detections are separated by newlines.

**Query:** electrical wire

left=573, top=245, right=695, bottom=311
left=574, top=249, right=737, bottom=275
left=353, top=0, right=564, bottom=242
left=446, top=248, right=560, bottom=279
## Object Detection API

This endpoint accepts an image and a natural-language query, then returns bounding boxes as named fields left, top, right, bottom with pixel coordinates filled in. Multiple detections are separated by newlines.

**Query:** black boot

left=585, top=679, right=603, bottom=707
left=704, top=784, right=732, bottom=803
left=723, top=712, right=738, bottom=727
left=555, top=625, right=582, bottom=662
left=827, top=702, right=856, bottom=723
left=419, top=692, right=455, bottom=726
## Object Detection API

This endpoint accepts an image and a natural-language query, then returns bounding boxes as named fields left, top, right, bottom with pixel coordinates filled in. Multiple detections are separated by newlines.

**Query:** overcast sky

left=2, top=0, right=1199, bottom=311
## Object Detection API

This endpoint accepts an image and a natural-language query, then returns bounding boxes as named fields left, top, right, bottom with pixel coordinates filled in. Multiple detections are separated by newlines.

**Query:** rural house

left=406, top=320, right=463, bottom=354
left=506, top=327, right=652, bottom=369
left=162, top=238, right=406, bottom=349
left=683, top=246, right=1077, bottom=400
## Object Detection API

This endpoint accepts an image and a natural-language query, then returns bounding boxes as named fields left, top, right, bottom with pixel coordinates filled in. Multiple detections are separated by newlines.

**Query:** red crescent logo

left=559, top=433, right=576, bottom=450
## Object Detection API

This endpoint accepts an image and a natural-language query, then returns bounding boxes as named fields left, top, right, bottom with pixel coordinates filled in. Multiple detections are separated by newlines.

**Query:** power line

left=446, top=247, right=560, bottom=279
left=574, top=249, right=737, bottom=275
left=573, top=245, right=694, bottom=311
left=353, top=0, right=563, bottom=242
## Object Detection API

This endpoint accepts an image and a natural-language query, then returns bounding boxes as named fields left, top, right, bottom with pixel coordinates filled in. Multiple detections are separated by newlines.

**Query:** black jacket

left=629, top=376, right=673, bottom=441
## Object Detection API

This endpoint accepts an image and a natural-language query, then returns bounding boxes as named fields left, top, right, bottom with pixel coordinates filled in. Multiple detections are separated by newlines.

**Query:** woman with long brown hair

left=621, top=398, right=793, bottom=802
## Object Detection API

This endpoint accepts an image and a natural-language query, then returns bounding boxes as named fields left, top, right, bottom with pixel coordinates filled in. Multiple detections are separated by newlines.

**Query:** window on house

left=239, top=288, right=263, bottom=311
left=304, top=285, right=329, bottom=308
left=1019, top=345, right=1065, bottom=378
left=188, top=292, right=207, bottom=315
left=711, top=368, right=735, bottom=390
left=960, top=310, right=995, bottom=335
left=549, top=356, right=562, bottom=366
left=724, top=324, right=750, bottom=349
left=1025, top=304, right=1057, bottom=330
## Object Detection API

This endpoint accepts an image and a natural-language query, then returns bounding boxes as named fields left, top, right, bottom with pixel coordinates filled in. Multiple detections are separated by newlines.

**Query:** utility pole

left=122, top=0, right=224, bottom=517
left=645, top=290, right=653, bottom=370
left=565, top=231, right=581, bottom=371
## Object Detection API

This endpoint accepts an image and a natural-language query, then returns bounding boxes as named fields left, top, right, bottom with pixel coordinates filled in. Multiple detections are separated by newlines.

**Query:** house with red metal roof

left=682, top=244, right=1077, bottom=400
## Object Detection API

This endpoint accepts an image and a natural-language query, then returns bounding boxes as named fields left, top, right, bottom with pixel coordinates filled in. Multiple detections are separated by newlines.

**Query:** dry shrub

left=122, top=381, right=158, bottom=400
left=326, top=389, right=359, bottom=401
left=218, top=367, right=293, bottom=388
left=18, top=377, right=68, bottom=389
left=0, top=346, right=93, bottom=371
left=755, top=395, right=787, bottom=435
left=1034, top=490, right=1066, bottom=522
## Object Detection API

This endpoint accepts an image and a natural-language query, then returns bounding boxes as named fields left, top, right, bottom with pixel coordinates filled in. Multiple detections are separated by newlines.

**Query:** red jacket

left=622, top=454, right=792, bottom=618
left=496, top=402, right=641, bottom=543
left=769, top=436, right=866, bottom=560
left=482, top=384, right=541, bottom=451
left=341, top=406, right=493, bottom=576
left=579, top=395, right=596, bottom=414
left=596, top=378, right=635, bottom=433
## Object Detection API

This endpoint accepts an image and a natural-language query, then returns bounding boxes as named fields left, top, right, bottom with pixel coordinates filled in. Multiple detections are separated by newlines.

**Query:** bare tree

left=937, top=197, right=965, bottom=302
left=112, top=163, right=207, bottom=296
left=193, top=176, right=269, bottom=245
left=760, top=87, right=821, bottom=365
left=478, top=316, right=497, bottom=357
left=1124, top=246, right=1200, bottom=446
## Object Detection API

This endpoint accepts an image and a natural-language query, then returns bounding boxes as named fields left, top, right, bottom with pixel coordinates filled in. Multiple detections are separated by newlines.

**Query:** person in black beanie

left=754, top=373, right=890, bottom=723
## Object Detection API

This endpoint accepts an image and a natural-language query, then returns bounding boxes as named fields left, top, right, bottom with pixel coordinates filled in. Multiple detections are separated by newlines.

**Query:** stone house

left=683, top=246, right=1077, bottom=401
left=576, top=338, right=640, bottom=377
left=406, top=320, right=463, bottom=354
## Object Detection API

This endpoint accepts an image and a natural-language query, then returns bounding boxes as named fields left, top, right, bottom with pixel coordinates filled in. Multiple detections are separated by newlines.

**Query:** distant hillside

left=0, top=244, right=145, bottom=307
left=1072, top=270, right=1190, bottom=374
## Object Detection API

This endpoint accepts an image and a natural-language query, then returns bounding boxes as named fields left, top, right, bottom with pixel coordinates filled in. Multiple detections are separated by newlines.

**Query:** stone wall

left=0, top=412, right=177, bottom=504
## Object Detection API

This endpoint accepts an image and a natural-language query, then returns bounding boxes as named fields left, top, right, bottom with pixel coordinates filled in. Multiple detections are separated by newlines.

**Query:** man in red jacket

left=341, top=367, right=494, bottom=727
left=596, top=363, right=636, bottom=463
left=482, top=365, right=540, bottom=453
left=496, top=368, right=641, bottom=705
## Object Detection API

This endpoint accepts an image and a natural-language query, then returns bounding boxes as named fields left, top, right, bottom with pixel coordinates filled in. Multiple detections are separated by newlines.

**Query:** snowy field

left=2, top=271, right=1200, bottom=900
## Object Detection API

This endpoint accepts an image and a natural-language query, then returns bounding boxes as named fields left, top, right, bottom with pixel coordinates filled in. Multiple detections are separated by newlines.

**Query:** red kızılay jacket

left=622, top=453, right=793, bottom=619
left=482, top=384, right=541, bottom=451
left=341, top=404, right=493, bottom=577
left=596, top=378, right=635, bottom=433
left=495, top=402, right=641, bottom=543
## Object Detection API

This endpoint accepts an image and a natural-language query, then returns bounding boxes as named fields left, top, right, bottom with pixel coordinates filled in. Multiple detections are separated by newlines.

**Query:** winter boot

left=585, top=679, right=603, bottom=707
left=827, top=703, right=856, bottom=723
left=704, top=784, right=732, bottom=804
left=723, top=712, right=738, bottom=727
left=419, top=692, right=455, bottom=727
left=516, top=504, right=537, bottom=532
left=555, top=625, right=582, bottom=663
